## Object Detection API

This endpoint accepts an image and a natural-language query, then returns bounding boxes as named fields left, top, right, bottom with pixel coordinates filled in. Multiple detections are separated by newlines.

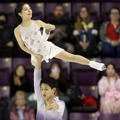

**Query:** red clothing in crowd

left=10, top=104, right=35, bottom=120
left=107, top=23, right=120, bottom=41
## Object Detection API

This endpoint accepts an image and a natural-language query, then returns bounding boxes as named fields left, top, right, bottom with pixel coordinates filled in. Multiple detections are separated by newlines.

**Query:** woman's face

left=110, top=9, right=120, bottom=22
left=19, top=4, right=32, bottom=20
left=16, top=65, right=25, bottom=77
left=51, top=63, right=60, bottom=74
left=106, top=64, right=116, bottom=77
left=80, top=7, right=88, bottom=19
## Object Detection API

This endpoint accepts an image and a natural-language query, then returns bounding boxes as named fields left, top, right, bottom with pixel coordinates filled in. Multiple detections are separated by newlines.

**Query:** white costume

left=20, top=20, right=106, bottom=71
left=20, top=20, right=64, bottom=63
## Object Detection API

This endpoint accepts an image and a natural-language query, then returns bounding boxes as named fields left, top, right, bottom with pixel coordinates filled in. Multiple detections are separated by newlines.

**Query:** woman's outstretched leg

left=55, top=50, right=90, bottom=65
left=55, top=50, right=106, bottom=71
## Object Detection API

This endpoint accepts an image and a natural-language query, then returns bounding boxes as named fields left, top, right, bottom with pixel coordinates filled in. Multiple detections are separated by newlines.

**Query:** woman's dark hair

left=15, top=3, right=26, bottom=25
left=14, top=64, right=29, bottom=85
left=40, top=77, right=58, bottom=89
left=106, top=63, right=117, bottom=72
left=109, top=7, right=120, bottom=15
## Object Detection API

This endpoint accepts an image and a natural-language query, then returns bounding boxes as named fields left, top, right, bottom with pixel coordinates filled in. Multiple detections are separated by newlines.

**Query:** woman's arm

left=36, top=20, right=55, bottom=31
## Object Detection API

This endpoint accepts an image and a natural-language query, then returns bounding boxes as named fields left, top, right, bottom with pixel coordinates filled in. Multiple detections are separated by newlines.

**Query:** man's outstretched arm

left=31, top=56, right=44, bottom=106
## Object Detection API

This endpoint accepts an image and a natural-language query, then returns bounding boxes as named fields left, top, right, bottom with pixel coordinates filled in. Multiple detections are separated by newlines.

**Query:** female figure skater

left=14, top=3, right=105, bottom=71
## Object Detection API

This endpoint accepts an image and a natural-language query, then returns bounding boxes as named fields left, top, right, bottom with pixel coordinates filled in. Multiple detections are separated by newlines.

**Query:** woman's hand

left=46, top=24, right=55, bottom=31
left=14, top=75, right=21, bottom=86
left=33, top=53, right=43, bottom=59
left=79, top=41, right=86, bottom=51
left=111, top=41, right=119, bottom=47
left=115, top=73, right=119, bottom=80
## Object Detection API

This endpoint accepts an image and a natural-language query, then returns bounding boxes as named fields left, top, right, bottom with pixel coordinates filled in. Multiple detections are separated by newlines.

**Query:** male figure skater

left=31, top=56, right=65, bottom=120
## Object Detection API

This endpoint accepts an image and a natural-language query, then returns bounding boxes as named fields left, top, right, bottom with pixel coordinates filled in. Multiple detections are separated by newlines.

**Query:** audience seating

left=0, top=86, right=10, bottom=106
left=28, top=3, right=44, bottom=20
left=69, top=112, right=98, bottom=120
left=71, top=63, right=99, bottom=86
left=99, top=113, right=120, bottom=120
left=0, top=3, right=17, bottom=26
left=0, top=58, right=12, bottom=72
left=101, top=3, right=120, bottom=21
left=80, top=86, right=98, bottom=99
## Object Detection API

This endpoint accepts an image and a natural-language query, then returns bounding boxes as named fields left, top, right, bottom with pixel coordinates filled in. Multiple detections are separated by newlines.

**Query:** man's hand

left=31, top=54, right=43, bottom=69
left=49, top=101, right=59, bottom=110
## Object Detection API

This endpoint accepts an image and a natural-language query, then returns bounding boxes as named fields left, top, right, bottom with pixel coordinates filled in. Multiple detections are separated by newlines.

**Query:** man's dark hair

left=40, top=77, right=58, bottom=89
left=109, top=7, right=120, bottom=15
left=54, top=4, right=64, bottom=10
left=0, top=12, right=8, bottom=22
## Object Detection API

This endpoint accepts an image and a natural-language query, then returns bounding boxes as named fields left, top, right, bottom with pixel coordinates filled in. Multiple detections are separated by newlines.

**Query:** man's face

left=41, top=84, right=56, bottom=101
left=53, top=6, right=65, bottom=19
left=110, top=9, right=120, bottom=21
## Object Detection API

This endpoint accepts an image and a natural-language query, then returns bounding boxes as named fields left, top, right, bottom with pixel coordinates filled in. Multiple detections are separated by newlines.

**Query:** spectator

left=10, top=65, right=32, bottom=97
left=98, top=63, right=120, bottom=114
left=100, top=7, right=120, bottom=57
left=73, top=5, right=99, bottom=57
left=48, top=4, right=74, bottom=53
left=10, top=90, right=35, bottom=120
left=49, top=61, right=70, bottom=93
left=0, top=95, right=9, bottom=120
left=0, top=12, right=17, bottom=57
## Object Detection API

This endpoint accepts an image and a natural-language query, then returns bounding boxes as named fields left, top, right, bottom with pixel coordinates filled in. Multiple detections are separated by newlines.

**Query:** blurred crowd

left=0, top=3, right=120, bottom=120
